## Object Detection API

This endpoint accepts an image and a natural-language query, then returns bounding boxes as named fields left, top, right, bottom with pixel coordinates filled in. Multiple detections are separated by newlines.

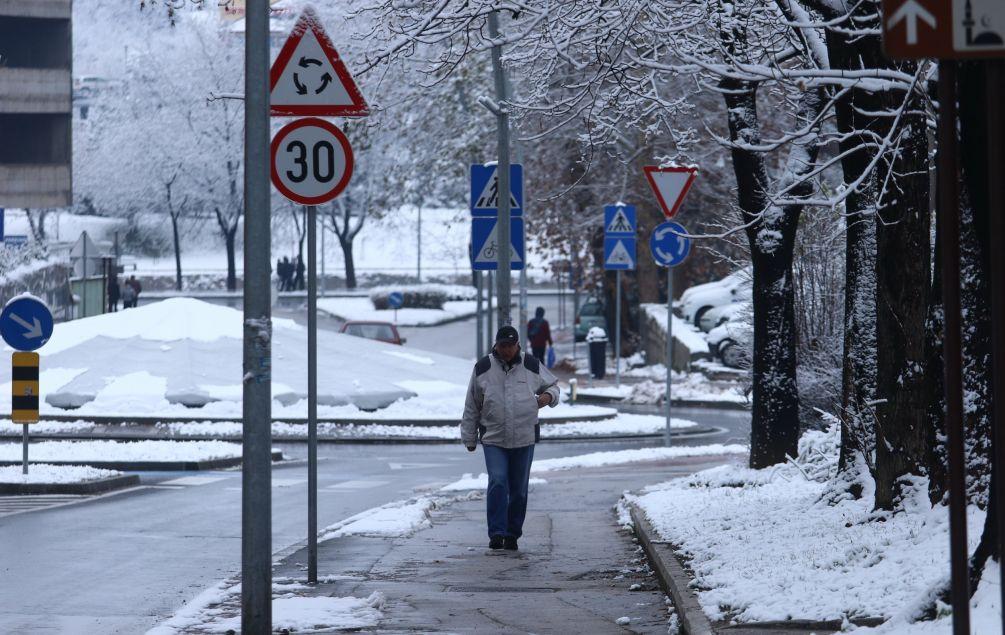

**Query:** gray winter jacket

left=460, top=351, right=561, bottom=449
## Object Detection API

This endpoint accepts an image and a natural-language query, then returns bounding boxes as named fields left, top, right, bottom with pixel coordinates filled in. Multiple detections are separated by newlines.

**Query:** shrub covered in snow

left=369, top=283, right=476, bottom=310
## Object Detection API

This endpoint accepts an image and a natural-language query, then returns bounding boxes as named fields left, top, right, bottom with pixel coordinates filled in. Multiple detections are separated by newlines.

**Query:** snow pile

left=0, top=463, right=122, bottom=484
left=0, top=440, right=243, bottom=463
left=368, top=282, right=477, bottom=302
left=630, top=423, right=988, bottom=625
left=147, top=579, right=384, bottom=634
left=321, top=497, right=436, bottom=540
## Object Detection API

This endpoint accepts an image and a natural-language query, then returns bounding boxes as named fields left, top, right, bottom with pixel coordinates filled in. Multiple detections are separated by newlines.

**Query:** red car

left=338, top=320, right=406, bottom=345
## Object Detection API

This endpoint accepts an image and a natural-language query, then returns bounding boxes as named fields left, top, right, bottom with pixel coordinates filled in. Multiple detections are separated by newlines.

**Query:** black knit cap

left=495, top=325, right=519, bottom=344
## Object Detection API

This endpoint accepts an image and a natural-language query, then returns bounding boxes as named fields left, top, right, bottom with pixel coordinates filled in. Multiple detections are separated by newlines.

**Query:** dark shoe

left=489, top=535, right=505, bottom=550
left=503, top=536, right=518, bottom=551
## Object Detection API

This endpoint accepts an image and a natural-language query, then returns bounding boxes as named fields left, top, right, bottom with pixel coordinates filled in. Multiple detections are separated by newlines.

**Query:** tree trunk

left=873, top=83, right=932, bottom=510
left=171, top=212, right=183, bottom=292
left=339, top=236, right=357, bottom=289
left=225, top=229, right=237, bottom=291
left=721, top=79, right=802, bottom=468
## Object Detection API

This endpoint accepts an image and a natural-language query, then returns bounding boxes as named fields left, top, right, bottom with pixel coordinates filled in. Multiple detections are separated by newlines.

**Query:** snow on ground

left=318, top=297, right=484, bottom=327
left=576, top=368, right=747, bottom=406
left=0, top=440, right=243, bottom=463
left=147, top=579, right=384, bottom=635
left=321, top=497, right=437, bottom=540
left=630, top=423, right=987, bottom=626
left=440, top=473, right=548, bottom=492
left=0, top=463, right=122, bottom=484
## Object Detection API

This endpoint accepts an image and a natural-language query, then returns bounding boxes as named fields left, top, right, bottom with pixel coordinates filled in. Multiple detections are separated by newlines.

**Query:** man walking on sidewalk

left=461, top=325, right=561, bottom=551
left=526, top=306, right=553, bottom=364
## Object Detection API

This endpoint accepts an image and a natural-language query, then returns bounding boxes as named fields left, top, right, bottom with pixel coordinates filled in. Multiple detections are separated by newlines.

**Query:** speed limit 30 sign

left=270, top=118, right=354, bottom=205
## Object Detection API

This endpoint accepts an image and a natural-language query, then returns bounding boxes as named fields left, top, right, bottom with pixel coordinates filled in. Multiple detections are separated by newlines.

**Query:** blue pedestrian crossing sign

left=471, top=216, right=524, bottom=271
left=604, top=204, right=636, bottom=236
left=604, top=237, right=636, bottom=270
left=470, top=164, right=523, bottom=217
left=650, top=221, right=691, bottom=267
left=0, top=294, right=54, bottom=352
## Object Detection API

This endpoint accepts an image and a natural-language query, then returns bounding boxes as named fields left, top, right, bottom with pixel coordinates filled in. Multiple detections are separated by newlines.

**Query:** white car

left=678, top=267, right=751, bottom=327
left=698, top=293, right=751, bottom=332
left=706, top=305, right=752, bottom=369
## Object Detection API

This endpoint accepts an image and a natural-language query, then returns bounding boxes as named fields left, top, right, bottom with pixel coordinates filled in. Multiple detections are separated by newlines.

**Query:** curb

left=0, top=450, right=284, bottom=472
left=629, top=504, right=714, bottom=635
left=572, top=394, right=749, bottom=411
left=0, top=474, right=140, bottom=495
left=0, top=411, right=617, bottom=426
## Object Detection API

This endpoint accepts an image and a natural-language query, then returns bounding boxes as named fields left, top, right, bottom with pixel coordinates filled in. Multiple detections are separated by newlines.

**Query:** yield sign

left=643, top=165, right=698, bottom=219
left=270, top=7, right=369, bottom=117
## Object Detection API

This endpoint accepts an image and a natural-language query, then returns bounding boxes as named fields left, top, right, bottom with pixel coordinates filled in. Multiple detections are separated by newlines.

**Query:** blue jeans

left=483, top=444, right=535, bottom=538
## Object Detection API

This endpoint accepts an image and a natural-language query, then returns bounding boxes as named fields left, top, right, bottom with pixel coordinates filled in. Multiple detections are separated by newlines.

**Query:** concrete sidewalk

left=272, top=454, right=735, bottom=633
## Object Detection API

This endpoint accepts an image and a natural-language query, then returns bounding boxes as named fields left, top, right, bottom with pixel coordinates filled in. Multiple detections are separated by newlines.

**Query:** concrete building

left=0, top=0, right=72, bottom=208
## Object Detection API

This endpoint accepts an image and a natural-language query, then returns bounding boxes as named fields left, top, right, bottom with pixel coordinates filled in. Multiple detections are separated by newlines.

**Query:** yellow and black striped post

left=12, top=352, right=40, bottom=424
left=12, top=352, right=39, bottom=475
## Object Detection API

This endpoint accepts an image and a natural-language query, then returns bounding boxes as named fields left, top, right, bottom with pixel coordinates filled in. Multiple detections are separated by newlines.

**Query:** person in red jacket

left=527, top=306, right=552, bottom=364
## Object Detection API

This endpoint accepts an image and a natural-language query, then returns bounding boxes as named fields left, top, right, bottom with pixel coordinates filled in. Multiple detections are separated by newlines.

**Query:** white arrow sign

left=888, top=0, right=937, bottom=45
left=10, top=314, right=43, bottom=339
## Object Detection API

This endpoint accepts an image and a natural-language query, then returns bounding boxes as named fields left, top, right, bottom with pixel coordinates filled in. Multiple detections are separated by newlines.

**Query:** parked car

left=678, top=267, right=751, bottom=327
left=339, top=321, right=406, bottom=345
left=574, top=297, right=607, bottom=342
left=698, top=294, right=751, bottom=333
left=706, top=306, right=752, bottom=368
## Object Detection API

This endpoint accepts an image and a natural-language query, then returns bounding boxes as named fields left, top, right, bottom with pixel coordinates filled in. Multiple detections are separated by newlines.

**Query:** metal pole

left=22, top=424, right=28, bottom=475
left=476, top=271, right=484, bottom=358
left=519, top=267, right=528, bottom=346
left=242, top=0, right=272, bottom=630
left=417, top=205, right=422, bottom=283
left=937, top=60, right=969, bottom=635
left=487, top=271, right=495, bottom=349
left=307, top=205, right=318, bottom=584
left=984, top=59, right=1005, bottom=631
left=615, top=270, right=621, bottom=387
left=665, top=270, right=673, bottom=446
left=82, top=232, right=87, bottom=318
left=573, top=285, right=580, bottom=361
left=320, top=216, right=326, bottom=298
left=487, top=10, right=511, bottom=327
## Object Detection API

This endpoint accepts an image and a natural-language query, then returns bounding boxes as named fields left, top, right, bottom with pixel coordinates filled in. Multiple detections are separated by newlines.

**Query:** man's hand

left=466, top=445, right=477, bottom=452
left=536, top=393, right=553, bottom=408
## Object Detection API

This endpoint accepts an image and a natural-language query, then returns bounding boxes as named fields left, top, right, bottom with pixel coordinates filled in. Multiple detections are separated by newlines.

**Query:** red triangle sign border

left=270, top=7, right=370, bottom=117
left=643, top=165, right=699, bottom=219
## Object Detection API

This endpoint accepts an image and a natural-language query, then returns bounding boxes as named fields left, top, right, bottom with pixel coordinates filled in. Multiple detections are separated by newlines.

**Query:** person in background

left=120, top=279, right=136, bottom=309
left=125, top=275, right=142, bottom=308
left=526, top=306, right=553, bottom=364
left=295, top=255, right=306, bottom=291
left=107, top=276, right=120, bottom=312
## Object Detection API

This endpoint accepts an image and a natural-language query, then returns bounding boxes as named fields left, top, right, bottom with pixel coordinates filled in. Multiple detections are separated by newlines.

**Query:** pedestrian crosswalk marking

left=606, top=207, right=634, bottom=233
left=326, top=479, right=390, bottom=490
left=473, top=168, right=520, bottom=210
left=606, top=239, right=634, bottom=266
left=388, top=462, right=441, bottom=470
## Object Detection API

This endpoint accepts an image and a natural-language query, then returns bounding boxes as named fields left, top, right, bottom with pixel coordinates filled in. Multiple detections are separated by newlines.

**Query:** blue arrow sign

left=388, top=291, right=404, bottom=309
left=650, top=221, right=691, bottom=267
left=470, top=164, right=524, bottom=217
left=604, top=204, right=636, bottom=236
left=0, top=295, right=54, bottom=352
left=471, top=216, right=525, bottom=271
left=604, top=237, right=636, bottom=271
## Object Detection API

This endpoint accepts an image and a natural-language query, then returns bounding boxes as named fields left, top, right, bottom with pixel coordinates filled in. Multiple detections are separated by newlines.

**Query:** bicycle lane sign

left=471, top=216, right=524, bottom=271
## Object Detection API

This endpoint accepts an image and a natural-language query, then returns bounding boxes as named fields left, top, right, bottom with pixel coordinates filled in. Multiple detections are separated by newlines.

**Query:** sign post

left=603, top=204, right=637, bottom=387
left=1, top=295, right=54, bottom=476
left=269, top=7, right=369, bottom=590
left=650, top=222, right=692, bottom=446
left=388, top=291, right=404, bottom=324
left=243, top=0, right=273, bottom=629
